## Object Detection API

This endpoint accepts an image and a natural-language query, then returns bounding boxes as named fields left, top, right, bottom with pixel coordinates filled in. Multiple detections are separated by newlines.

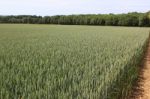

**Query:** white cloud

left=0, top=0, right=149, bottom=15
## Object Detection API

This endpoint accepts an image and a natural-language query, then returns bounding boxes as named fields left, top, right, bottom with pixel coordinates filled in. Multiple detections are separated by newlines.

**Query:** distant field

left=0, top=24, right=149, bottom=99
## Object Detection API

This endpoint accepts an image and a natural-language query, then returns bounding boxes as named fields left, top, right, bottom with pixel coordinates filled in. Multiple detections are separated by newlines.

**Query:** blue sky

left=0, top=0, right=150, bottom=16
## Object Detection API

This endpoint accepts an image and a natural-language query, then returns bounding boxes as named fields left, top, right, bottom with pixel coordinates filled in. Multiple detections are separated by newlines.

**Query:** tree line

left=0, top=12, right=150, bottom=26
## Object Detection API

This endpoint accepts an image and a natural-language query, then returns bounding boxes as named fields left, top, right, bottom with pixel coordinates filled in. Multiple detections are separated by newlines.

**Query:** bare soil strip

left=131, top=38, right=150, bottom=99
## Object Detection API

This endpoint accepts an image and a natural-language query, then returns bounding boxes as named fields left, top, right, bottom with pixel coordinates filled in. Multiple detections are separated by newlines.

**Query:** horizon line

left=0, top=10, right=149, bottom=17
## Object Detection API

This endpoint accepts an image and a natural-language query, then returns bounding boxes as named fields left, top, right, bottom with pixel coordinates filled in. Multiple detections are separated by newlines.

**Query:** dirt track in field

left=131, top=37, right=150, bottom=99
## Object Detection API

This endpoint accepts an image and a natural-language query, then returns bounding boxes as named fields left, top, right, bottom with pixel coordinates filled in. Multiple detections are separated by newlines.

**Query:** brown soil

left=131, top=41, right=150, bottom=99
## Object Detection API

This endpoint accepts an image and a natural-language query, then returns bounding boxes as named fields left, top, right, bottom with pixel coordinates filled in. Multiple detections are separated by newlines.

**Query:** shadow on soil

left=130, top=42, right=150, bottom=99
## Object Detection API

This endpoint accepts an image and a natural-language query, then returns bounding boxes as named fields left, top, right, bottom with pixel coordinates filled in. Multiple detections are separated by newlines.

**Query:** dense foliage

left=0, top=24, right=149, bottom=99
left=0, top=12, right=150, bottom=26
